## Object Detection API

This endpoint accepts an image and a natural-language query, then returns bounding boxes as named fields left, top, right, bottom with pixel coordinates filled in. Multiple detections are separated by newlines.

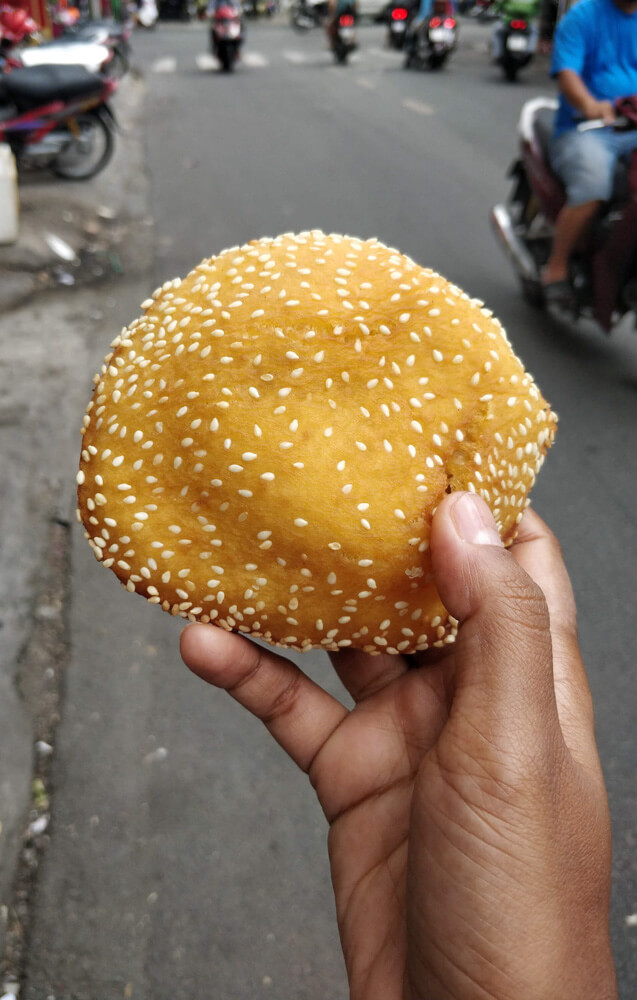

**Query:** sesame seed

left=294, top=518, right=308, bottom=528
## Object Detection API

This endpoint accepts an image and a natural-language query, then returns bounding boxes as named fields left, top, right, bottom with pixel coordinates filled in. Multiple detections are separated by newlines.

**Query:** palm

left=306, top=652, right=455, bottom=999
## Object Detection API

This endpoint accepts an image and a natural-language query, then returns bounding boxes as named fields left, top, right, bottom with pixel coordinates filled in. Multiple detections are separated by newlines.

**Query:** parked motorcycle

left=0, top=6, right=116, bottom=76
left=491, top=96, right=637, bottom=332
left=209, top=2, right=243, bottom=70
left=493, top=15, right=536, bottom=81
left=387, top=3, right=412, bottom=49
left=0, top=63, right=117, bottom=179
left=330, top=6, right=357, bottom=64
left=59, top=18, right=134, bottom=77
left=404, top=4, right=457, bottom=69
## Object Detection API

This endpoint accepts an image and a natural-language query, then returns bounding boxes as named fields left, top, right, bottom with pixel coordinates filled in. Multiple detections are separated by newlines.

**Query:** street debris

left=143, top=747, right=168, bottom=765
left=44, top=233, right=78, bottom=264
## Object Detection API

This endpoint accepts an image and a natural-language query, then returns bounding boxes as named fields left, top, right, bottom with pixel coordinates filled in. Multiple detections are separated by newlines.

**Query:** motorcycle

left=330, top=7, right=357, bottom=64
left=493, top=15, right=536, bottom=82
left=491, top=96, right=637, bottom=333
left=290, top=0, right=328, bottom=30
left=0, top=63, right=117, bottom=179
left=209, top=3, right=243, bottom=70
left=0, top=7, right=116, bottom=76
left=244, top=0, right=275, bottom=16
left=404, top=3, right=457, bottom=69
left=135, top=0, right=160, bottom=27
left=58, top=18, right=134, bottom=76
left=387, top=3, right=413, bottom=49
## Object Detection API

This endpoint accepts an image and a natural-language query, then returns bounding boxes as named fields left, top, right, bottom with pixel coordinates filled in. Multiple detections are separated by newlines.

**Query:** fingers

left=181, top=624, right=348, bottom=773
left=328, top=647, right=409, bottom=703
left=508, top=508, right=598, bottom=767
left=430, top=492, right=561, bottom=747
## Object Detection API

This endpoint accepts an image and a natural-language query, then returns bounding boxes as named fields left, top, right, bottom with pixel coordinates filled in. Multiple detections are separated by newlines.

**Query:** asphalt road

left=22, top=18, right=637, bottom=999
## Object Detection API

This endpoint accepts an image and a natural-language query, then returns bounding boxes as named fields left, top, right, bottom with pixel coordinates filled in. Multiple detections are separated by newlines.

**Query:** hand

left=584, top=98, right=616, bottom=124
left=180, top=493, right=617, bottom=1000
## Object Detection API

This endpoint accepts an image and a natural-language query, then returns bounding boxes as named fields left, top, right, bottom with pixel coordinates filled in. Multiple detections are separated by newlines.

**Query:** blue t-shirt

left=552, top=0, right=637, bottom=136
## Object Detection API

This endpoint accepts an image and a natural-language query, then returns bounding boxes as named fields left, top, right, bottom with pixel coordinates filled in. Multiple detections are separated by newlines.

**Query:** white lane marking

left=355, top=75, right=376, bottom=89
left=151, top=56, right=177, bottom=74
left=196, top=52, right=218, bottom=71
left=402, top=97, right=435, bottom=116
left=282, top=49, right=307, bottom=63
left=242, top=51, right=269, bottom=67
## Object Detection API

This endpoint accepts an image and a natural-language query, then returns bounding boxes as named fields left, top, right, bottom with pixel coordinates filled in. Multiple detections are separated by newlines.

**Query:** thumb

left=430, top=492, right=560, bottom=742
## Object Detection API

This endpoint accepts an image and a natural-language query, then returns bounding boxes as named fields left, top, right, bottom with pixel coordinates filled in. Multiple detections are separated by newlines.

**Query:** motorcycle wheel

left=334, top=41, right=348, bottom=63
left=220, top=44, right=235, bottom=71
left=503, top=61, right=518, bottom=82
left=52, top=110, right=114, bottom=181
left=428, top=51, right=448, bottom=69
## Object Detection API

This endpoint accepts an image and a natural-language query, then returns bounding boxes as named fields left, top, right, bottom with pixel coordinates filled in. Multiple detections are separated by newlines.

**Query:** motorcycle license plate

left=340, top=26, right=355, bottom=40
left=507, top=34, right=528, bottom=51
left=226, top=22, right=240, bottom=36
left=429, top=27, right=452, bottom=42
left=392, top=21, right=406, bottom=30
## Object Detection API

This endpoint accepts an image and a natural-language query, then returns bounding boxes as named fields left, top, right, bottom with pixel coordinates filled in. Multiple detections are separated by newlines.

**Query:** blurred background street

left=0, top=8, right=636, bottom=999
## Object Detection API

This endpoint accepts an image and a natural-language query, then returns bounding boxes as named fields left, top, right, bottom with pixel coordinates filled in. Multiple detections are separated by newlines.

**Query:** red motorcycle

left=0, top=64, right=117, bottom=179
left=491, top=96, right=637, bottom=333
left=209, top=1, right=243, bottom=72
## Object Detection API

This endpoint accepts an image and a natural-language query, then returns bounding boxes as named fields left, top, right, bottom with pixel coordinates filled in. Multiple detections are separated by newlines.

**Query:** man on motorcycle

left=325, top=0, right=357, bottom=48
left=542, top=0, right=637, bottom=304
left=490, top=0, right=539, bottom=62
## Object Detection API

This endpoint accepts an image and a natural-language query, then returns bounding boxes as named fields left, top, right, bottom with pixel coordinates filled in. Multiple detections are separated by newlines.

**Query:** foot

left=542, top=279, right=576, bottom=309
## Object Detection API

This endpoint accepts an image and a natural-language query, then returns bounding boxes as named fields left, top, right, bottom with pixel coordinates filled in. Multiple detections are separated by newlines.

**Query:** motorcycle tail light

left=340, top=13, right=354, bottom=24
left=429, top=15, right=442, bottom=26
left=392, top=7, right=408, bottom=18
left=443, top=16, right=455, bottom=27
left=510, top=18, right=527, bottom=28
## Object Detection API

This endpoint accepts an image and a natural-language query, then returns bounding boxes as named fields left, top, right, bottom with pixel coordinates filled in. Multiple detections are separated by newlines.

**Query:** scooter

left=0, top=63, right=117, bottom=179
left=387, top=3, right=413, bottom=49
left=290, top=0, right=328, bottom=30
left=330, top=6, right=357, bottom=64
left=210, top=3, right=243, bottom=70
left=404, top=2, right=457, bottom=69
left=493, top=15, right=536, bottom=81
left=0, top=7, right=115, bottom=76
left=57, top=17, right=134, bottom=75
left=491, top=96, right=637, bottom=333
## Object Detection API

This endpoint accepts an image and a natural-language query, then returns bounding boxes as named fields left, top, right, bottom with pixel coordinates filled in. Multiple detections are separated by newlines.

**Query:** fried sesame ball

left=77, top=231, right=557, bottom=655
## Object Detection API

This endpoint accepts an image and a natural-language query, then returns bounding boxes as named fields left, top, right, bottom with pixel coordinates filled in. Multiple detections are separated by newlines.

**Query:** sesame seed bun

left=77, top=231, right=557, bottom=655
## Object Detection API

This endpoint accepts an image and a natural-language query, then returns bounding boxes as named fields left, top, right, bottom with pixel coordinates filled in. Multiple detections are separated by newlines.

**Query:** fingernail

left=451, top=493, right=503, bottom=546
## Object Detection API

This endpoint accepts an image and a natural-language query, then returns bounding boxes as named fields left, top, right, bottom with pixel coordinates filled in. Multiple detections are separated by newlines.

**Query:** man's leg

left=542, top=201, right=602, bottom=285
left=544, top=130, right=615, bottom=289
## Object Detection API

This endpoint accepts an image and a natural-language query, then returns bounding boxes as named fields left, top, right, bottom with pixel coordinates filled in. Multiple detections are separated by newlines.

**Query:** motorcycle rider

left=406, top=0, right=455, bottom=46
left=542, top=0, right=637, bottom=304
left=490, top=0, right=539, bottom=62
left=326, top=0, right=357, bottom=48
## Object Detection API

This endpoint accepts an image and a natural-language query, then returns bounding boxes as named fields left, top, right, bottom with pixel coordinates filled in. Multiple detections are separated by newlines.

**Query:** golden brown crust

left=77, top=232, right=557, bottom=654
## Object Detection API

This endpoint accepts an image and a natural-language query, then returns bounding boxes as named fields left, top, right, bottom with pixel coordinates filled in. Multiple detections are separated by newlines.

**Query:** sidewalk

left=0, top=73, right=152, bottom=315
left=0, top=70, right=153, bottom=990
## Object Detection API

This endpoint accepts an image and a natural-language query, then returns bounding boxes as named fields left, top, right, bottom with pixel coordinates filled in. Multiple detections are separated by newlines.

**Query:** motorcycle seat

left=532, top=106, right=555, bottom=162
left=3, top=65, right=104, bottom=112
left=533, top=107, right=631, bottom=204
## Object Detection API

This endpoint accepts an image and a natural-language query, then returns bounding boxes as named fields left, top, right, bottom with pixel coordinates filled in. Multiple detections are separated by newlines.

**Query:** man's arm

left=557, top=69, right=616, bottom=122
